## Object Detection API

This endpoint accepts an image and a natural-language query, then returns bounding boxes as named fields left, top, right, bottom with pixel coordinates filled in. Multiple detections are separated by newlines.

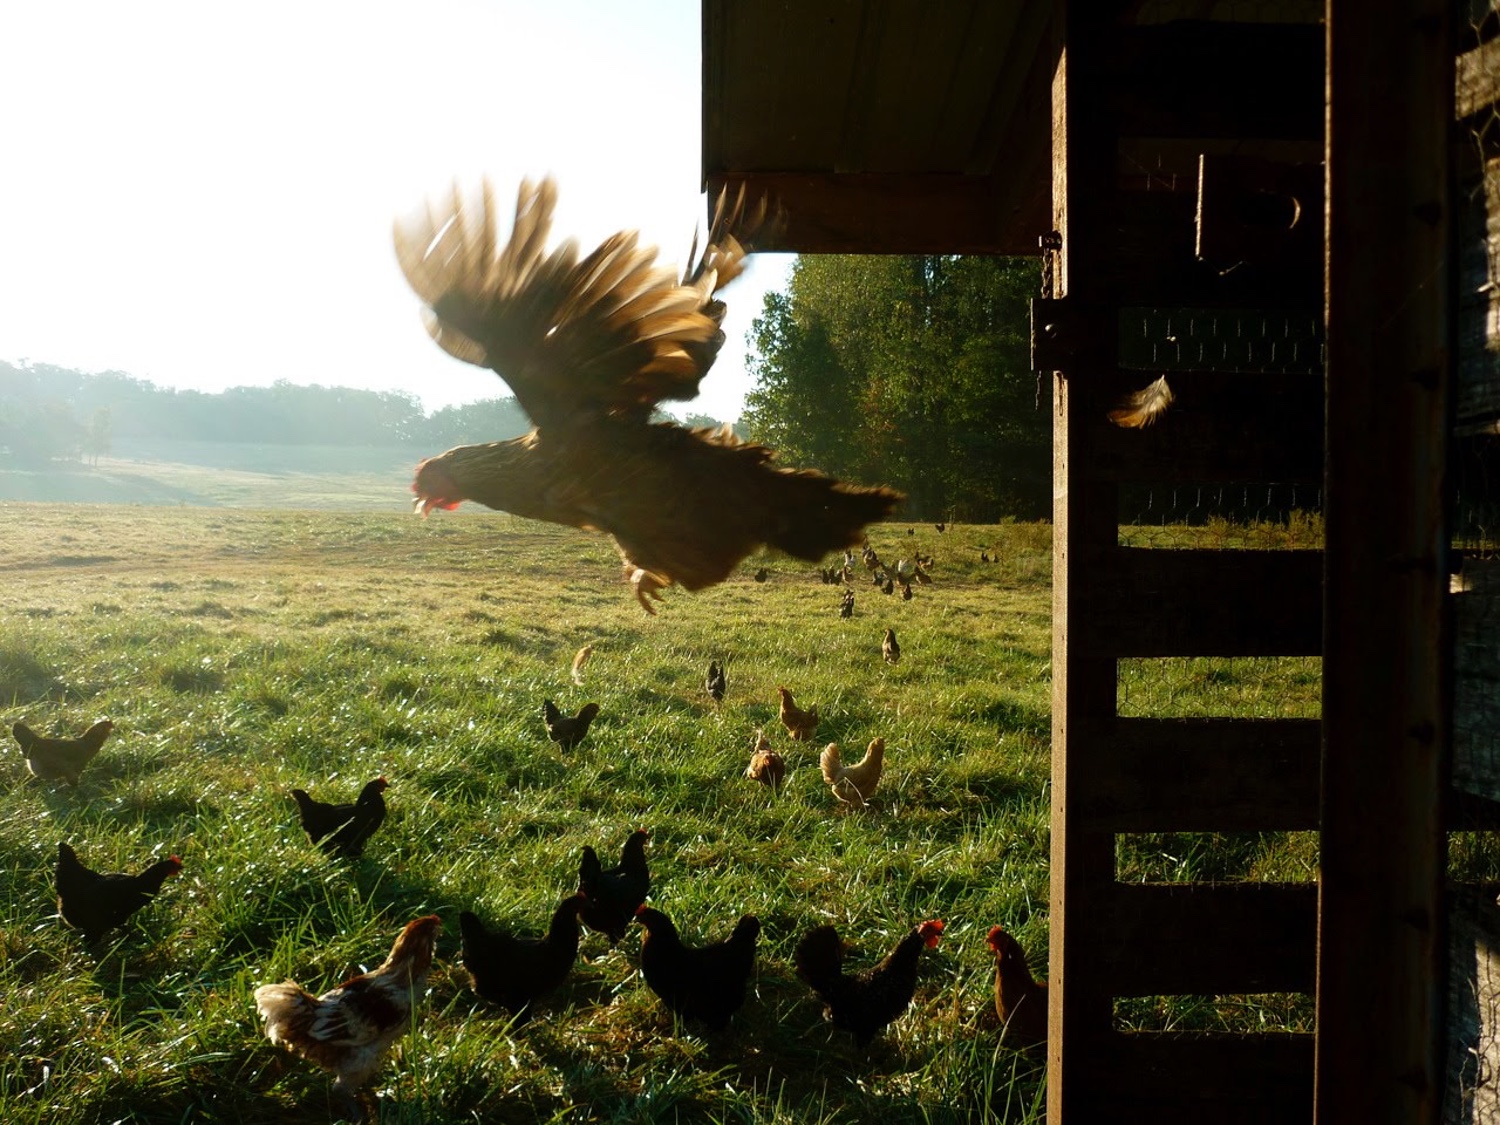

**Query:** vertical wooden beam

left=1318, top=3, right=1450, bottom=1123
left=1048, top=6, right=1118, bottom=1120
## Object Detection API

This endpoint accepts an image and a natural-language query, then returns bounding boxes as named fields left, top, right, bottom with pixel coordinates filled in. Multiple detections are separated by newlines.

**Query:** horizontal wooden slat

left=1089, top=1032, right=1314, bottom=1125
left=1073, top=547, right=1323, bottom=657
left=1091, top=882, right=1318, bottom=996
left=1075, top=718, right=1320, bottom=831
left=702, top=171, right=1045, bottom=255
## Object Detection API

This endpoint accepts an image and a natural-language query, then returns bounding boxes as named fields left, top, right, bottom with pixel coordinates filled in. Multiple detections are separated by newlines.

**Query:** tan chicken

left=820, top=738, right=885, bottom=806
left=11, top=719, right=113, bottom=786
left=396, top=178, right=902, bottom=613
left=744, top=730, right=785, bottom=791
left=988, top=925, right=1048, bottom=1047
left=882, top=628, right=900, bottom=664
left=255, top=915, right=441, bottom=1118
left=571, top=644, right=593, bottom=686
left=777, top=686, right=820, bottom=742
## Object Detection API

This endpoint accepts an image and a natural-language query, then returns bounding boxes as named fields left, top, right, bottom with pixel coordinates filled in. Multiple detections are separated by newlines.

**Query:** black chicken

left=291, top=777, right=388, bottom=858
left=705, top=660, right=727, bottom=705
left=635, top=905, right=760, bottom=1030
left=395, top=178, right=902, bottom=614
left=458, top=893, right=584, bottom=1021
left=794, top=919, right=945, bottom=1046
left=56, top=842, right=181, bottom=943
left=543, top=700, right=600, bottom=751
left=577, top=829, right=650, bottom=945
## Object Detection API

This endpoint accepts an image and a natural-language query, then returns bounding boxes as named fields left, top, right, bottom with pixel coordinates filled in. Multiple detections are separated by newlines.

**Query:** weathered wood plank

left=1319, top=3, right=1450, bottom=1122
left=703, top=170, right=1043, bottom=255
left=1085, top=882, right=1318, bottom=997
left=1094, top=1032, right=1314, bottom=1125
left=1071, top=547, right=1323, bottom=658
left=1075, top=718, right=1320, bottom=832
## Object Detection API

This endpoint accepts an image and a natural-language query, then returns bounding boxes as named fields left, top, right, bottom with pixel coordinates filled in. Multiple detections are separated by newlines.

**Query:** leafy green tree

left=741, top=255, right=1048, bottom=521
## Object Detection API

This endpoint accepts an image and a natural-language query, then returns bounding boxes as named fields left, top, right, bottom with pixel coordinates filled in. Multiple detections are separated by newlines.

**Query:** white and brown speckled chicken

left=254, top=915, right=440, bottom=1118
left=395, top=178, right=902, bottom=613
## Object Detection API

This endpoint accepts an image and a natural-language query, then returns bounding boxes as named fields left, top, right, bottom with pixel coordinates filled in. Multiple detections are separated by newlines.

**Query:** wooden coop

left=704, top=1, right=1491, bottom=1122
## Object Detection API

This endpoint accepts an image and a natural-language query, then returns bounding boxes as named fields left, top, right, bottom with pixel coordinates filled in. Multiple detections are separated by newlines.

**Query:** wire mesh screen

left=1119, top=481, right=1324, bottom=550
left=1449, top=7, right=1500, bottom=1123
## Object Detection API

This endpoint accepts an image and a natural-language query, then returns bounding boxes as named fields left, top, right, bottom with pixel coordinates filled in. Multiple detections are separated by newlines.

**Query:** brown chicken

left=255, top=914, right=441, bottom=1118
left=459, top=894, right=584, bottom=1021
left=55, top=842, right=181, bottom=943
left=794, top=919, right=944, bottom=1047
left=543, top=699, right=600, bottom=751
left=744, top=730, right=786, bottom=791
left=820, top=738, right=885, bottom=807
left=577, top=829, right=650, bottom=945
left=291, top=778, right=388, bottom=858
left=396, top=178, right=902, bottom=614
left=635, top=905, right=761, bottom=1030
left=12, top=719, right=113, bottom=786
left=777, top=686, right=819, bottom=741
left=988, top=925, right=1048, bottom=1047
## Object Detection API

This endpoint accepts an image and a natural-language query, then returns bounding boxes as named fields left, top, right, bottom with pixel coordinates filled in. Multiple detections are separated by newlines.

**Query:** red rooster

left=394, top=178, right=902, bottom=613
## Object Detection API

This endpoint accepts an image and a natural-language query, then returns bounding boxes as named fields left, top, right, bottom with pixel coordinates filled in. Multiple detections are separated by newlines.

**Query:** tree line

left=0, top=362, right=534, bottom=467
left=740, top=254, right=1051, bottom=523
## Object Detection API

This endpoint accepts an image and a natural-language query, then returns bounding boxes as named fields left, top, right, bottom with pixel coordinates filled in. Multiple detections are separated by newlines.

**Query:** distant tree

left=679, top=412, right=725, bottom=430
left=84, top=407, right=112, bottom=466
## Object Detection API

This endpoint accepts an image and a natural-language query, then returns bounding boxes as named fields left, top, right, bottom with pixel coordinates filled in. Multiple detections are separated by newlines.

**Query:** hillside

left=0, top=441, right=421, bottom=509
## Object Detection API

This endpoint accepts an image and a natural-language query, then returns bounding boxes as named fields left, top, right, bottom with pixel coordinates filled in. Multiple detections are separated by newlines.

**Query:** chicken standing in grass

left=820, top=738, right=885, bottom=806
left=744, top=730, right=785, bottom=791
left=55, top=842, right=181, bottom=943
left=705, top=660, right=727, bottom=705
left=577, top=829, right=650, bottom=945
left=255, top=914, right=441, bottom=1120
left=988, top=925, right=1048, bottom=1047
left=635, top=905, right=761, bottom=1030
left=291, top=778, right=388, bottom=858
left=794, top=919, right=944, bottom=1047
left=543, top=699, right=600, bottom=751
left=11, top=719, right=113, bottom=786
left=839, top=588, right=855, bottom=618
left=777, top=686, right=819, bottom=741
left=396, top=177, right=901, bottom=614
left=459, top=894, right=584, bottom=1021
left=882, top=628, right=900, bottom=664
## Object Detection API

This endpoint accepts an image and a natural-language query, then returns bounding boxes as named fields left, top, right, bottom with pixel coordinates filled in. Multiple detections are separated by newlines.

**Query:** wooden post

left=1317, top=3, right=1451, bottom=1122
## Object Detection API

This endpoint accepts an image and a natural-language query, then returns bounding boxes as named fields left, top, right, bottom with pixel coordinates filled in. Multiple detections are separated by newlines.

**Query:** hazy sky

left=0, top=0, right=792, bottom=421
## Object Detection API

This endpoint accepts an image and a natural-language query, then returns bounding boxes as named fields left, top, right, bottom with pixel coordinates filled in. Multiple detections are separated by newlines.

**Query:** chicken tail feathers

left=793, top=925, right=845, bottom=997
left=253, top=981, right=319, bottom=1045
left=762, top=470, right=904, bottom=562
left=12, top=722, right=36, bottom=753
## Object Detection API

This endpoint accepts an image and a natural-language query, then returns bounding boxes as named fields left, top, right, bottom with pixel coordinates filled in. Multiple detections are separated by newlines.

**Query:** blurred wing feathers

left=394, top=177, right=770, bottom=426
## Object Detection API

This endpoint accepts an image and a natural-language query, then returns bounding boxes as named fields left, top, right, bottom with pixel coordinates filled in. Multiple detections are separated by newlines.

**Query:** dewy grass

left=0, top=504, right=1316, bottom=1122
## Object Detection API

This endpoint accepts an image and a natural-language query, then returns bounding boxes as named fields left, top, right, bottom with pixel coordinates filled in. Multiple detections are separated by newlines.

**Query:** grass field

left=0, top=499, right=1337, bottom=1123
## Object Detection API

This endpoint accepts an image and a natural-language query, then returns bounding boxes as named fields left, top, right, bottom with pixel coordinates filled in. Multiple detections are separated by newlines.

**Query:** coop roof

left=701, top=0, right=1058, bottom=255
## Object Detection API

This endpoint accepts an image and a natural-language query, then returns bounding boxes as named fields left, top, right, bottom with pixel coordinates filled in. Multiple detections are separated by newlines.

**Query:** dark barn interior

left=704, top=1, right=1500, bottom=1121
